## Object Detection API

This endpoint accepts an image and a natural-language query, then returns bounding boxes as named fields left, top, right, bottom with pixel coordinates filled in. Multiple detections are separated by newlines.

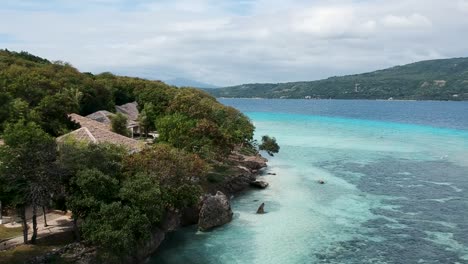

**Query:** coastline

left=28, top=152, right=270, bottom=264
left=217, top=97, right=468, bottom=102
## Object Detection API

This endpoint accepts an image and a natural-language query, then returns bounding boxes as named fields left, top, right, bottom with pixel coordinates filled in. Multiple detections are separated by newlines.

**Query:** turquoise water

left=151, top=100, right=468, bottom=264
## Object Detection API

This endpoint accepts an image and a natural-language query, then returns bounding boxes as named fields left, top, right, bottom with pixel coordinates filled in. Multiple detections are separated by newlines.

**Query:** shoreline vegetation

left=206, top=57, right=468, bottom=101
left=0, top=49, right=279, bottom=263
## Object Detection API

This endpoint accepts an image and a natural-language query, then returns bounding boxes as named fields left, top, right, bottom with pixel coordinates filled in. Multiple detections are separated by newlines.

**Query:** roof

left=116, top=102, right=139, bottom=121
left=58, top=114, right=144, bottom=152
left=86, top=110, right=115, bottom=124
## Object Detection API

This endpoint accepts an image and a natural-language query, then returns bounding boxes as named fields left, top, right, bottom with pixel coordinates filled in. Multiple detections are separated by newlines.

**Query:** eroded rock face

left=180, top=206, right=199, bottom=226
left=250, top=180, right=269, bottom=189
left=241, top=155, right=268, bottom=171
left=198, top=191, right=233, bottom=231
left=221, top=172, right=256, bottom=196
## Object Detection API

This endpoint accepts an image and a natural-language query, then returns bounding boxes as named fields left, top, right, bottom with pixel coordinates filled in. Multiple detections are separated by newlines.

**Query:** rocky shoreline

left=29, top=153, right=269, bottom=264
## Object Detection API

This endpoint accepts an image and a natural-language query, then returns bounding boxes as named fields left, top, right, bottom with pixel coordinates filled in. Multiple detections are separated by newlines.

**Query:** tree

left=259, top=135, right=280, bottom=156
left=139, top=102, right=158, bottom=137
left=156, top=113, right=196, bottom=148
left=0, top=92, right=12, bottom=132
left=57, top=141, right=126, bottom=241
left=111, top=113, right=130, bottom=137
left=35, top=93, right=80, bottom=136
left=0, top=120, right=59, bottom=244
left=80, top=202, right=151, bottom=260
left=124, top=144, right=208, bottom=209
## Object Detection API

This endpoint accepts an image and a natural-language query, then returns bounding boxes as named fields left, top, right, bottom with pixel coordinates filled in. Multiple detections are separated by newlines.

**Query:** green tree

left=119, top=172, right=164, bottom=224
left=134, top=82, right=175, bottom=117
left=139, top=102, right=158, bottom=137
left=156, top=113, right=196, bottom=150
left=80, top=202, right=151, bottom=260
left=124, top=144, right=208, bottom=209
left=35, top=93, right=80, bottom=136
left=111, top=113, right=130, bottom=137
left=0, top=121, right=59, bottom=244
left=0, top=92, right=12, bottom=132
left=57, top=141, right=126, bottom=241
left=259, top=135, right=280, bottom=156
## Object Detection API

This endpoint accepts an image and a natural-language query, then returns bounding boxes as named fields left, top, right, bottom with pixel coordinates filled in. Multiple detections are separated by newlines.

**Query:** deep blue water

left=220, top=99, right=468, bottom=131
left=151, top=99, right=468, bottom=264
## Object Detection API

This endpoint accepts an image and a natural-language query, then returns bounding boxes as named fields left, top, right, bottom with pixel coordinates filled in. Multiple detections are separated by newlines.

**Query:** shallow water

left=150, top=99, right=468, bottom=264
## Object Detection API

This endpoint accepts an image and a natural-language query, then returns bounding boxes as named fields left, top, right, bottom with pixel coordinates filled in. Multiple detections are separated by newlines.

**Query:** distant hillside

left=165, top=77, right=219, bottom=88
left=207, top=58, right=468, bottom=100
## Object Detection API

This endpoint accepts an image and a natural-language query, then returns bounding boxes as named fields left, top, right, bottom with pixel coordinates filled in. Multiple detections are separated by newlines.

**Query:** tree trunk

left=73, top=217, right=81, bottom=242
left=30, top=205, right=38, bottom=244
left=20, top=207, right=28, bottom=244
left=0, top=200, right=2, bottom=225
left=42, top=206, right=48, bottom=227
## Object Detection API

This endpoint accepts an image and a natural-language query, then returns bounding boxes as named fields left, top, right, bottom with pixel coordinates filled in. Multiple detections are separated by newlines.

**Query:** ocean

left=150, top=99, right=468, bottom=264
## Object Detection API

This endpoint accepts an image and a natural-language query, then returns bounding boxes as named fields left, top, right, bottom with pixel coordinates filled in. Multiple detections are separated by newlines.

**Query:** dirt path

left=0, top=212, right=73, bottom=251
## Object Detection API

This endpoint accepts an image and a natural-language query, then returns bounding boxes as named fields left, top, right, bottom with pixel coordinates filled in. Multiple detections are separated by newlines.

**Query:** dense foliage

left=51, top=140, right=207, bottom=259
left=0, top=49, right=254, bottom=158
left=111, top=112, right=130, bottom=137
left=0, top=50, right=261, bottom=260
left=207, top=57, right=468, bottom=100
left=0, top=120, right=60, bottom=243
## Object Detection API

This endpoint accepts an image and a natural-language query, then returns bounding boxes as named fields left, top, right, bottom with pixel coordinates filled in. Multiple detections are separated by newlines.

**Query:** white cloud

left=459, top=0, right=468, bottom=12
left=381, top=13, right=432, bottom=29
left=0, top=0, right=467, bottom=86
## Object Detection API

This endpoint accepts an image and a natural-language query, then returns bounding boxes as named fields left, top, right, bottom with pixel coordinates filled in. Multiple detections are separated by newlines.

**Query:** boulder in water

left=250, top=180, right=269, bottom=189
left=257, top=203, right=265, bottom=214
left=198, top=191, right=233, bottom=231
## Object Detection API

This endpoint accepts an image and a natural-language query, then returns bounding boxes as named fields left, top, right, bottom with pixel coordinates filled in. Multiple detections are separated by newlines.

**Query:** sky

left=1, top=0, right=468, bottom=86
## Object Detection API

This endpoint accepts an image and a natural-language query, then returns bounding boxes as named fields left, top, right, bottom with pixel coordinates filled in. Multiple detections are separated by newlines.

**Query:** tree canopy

left=0, top=49, right=254, bottom=158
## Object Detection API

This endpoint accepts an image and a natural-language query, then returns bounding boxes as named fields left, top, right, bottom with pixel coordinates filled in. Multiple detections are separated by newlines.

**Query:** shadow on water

left=314, top=158, right=468, bottom=264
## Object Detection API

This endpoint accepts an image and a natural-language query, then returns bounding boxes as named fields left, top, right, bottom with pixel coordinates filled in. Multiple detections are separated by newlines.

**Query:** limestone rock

left=198, top=191, right=233, bottom=231
left=250, top=180, right=269, bottom=189
left=241, top=155, right=268, bottom=171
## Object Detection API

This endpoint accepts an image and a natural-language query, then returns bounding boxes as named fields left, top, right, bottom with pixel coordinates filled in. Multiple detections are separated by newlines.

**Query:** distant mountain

left=206, top=58, right=468, bottom=101
left=165, top=77, right=219, bottom=88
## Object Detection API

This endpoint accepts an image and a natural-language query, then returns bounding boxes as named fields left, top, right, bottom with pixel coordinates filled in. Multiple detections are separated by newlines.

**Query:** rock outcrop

left=250, top=180, right=269, bottom=189
left=240, top=155, right=268, bottom=171
left=28, top=243, right=97, bottom=264
left=257, top=203, right=265, bottom=214
left=198, top=191, right=233, bottom=231
left=180, top=206, right=199, bottom=226
left=220, top=172, right=256, bottom=196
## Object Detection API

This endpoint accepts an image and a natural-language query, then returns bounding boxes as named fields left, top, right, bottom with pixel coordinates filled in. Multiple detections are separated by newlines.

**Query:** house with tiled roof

left=86, top=102, right=141, bottom=137
left=116, top=102, right=141, bottom=137
left=57, top=114, right=144, bottom=152
left=85, top=110, right=114, bottom=125
left=115, top=102, right=139, bottom=121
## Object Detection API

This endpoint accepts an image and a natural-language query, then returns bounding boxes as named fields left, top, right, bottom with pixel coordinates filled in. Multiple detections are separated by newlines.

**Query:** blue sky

left=1, top=0, right=468, bottom=86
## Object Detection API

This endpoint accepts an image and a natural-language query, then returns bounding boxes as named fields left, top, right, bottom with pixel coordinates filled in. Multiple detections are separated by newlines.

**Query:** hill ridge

left=207, top=57, right=468, bottom=101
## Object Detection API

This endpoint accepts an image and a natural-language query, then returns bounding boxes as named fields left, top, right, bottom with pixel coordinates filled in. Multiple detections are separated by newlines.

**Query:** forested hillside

left=0, top=49, right=260, bottom=261
left=0, top=49, right=254, bottom=158
left=207, top=58, right=468, bottom=100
